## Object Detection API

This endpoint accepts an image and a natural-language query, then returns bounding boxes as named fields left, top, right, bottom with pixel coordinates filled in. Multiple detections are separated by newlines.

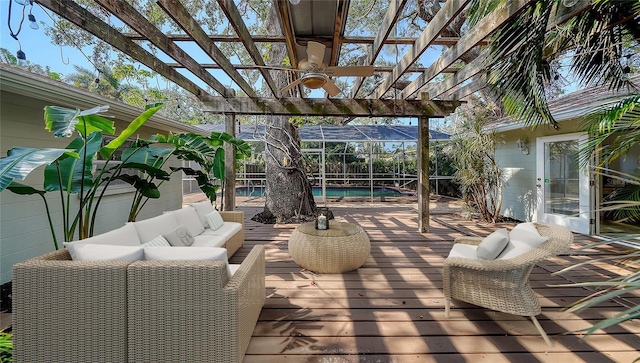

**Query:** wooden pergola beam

left=216, top=0, right=280, bottom=97
left=93, top=0, right=234, bottom=97
left=349, top=0, right=409, bottom=98
left=423, top=0, right=592, bottom=100
left=153, top=0, right=258, bottom=98
left=375, top=0, right=472, bottom=99
left=329, top=0, right=349, bottom=67
left=275, top=0, right=302, bottom=96
left=401, top=0, right=534, bottom=99
left=199, top=97, right=460, bottom=117
left=37, top=0, right=210, bottom=98
left=123, top=33, right=484, bottom=46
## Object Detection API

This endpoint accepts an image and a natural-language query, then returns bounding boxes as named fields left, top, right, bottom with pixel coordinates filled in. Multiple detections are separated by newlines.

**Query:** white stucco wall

left=0, top=90, right=184, bottom=284
left=496, top=123, right=581, bottom=222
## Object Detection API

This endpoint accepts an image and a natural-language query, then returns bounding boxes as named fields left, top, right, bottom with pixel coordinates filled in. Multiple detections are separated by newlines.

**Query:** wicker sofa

left=12, top=244, right=265, bottom=363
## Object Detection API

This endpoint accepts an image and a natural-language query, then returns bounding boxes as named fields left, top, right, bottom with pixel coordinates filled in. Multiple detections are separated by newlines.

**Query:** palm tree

left=475, top=0, right=639, bottom=339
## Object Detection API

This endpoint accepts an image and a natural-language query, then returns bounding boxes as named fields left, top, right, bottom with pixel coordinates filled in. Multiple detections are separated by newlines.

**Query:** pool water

left=236, top=185, right=413, bottom=198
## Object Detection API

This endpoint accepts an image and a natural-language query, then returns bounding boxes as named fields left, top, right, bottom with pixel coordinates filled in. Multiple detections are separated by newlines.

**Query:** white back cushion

left=64, top=223, right=141, bottom=258
left=143, top=246, right=231, bottom=279
left=133, top=213, right=178, bottom=244
left=190, top=201, right=215, bottom=228
left=496, top=225, right=548, bottom=260
left=172, top=207, right=205, bottom=236
left=70, top=244, right=143, bottom=261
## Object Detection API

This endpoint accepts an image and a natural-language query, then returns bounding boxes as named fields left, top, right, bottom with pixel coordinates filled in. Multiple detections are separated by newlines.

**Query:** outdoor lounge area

left=229, top=197, right=639, bottom=362
left=1, top=0, right=639, bottom=362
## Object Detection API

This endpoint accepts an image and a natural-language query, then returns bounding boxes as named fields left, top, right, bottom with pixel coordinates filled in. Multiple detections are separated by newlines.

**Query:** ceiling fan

left=262, top=41, right=374, bottom=97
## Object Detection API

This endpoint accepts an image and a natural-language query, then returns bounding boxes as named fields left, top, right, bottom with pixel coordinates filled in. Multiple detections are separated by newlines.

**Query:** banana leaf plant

left=0, top=104, right=163, bottom=248
left=123, top=131, right=251, bottom=221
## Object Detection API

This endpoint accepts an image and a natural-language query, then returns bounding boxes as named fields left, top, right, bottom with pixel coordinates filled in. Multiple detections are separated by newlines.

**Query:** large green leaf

left=44, top=132, right=102, bottom=193
left=44, top=105, right=113, bottom=138
left=212, top=148, right=225, bottom=180
left=118, top=163, right=171, bottom=180
left=0, top=147, right=68, bottom=191
left=6, top=181, right=46, bottom=196
left=122, top=146, right=172, bottom=168
left=100, top=104, right=163, bottom=159
left=112, top=174, right=161, bottom=198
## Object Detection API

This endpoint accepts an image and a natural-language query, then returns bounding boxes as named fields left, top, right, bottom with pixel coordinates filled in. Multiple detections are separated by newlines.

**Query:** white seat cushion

left=191, top=234, right=226, bottom=248
left=447, top=243, right=478, bottom=259
left=143, top=246, right=232, bottom=279
left=133, top=213, right=179, bottom=244
left=172, top=207, right=205, bottom=236
left=229, top=264, right=241, bottom=277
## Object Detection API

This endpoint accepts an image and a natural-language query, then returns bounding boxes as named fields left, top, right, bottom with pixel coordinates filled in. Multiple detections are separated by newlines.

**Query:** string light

left=289, top=0, right=301, bottom=5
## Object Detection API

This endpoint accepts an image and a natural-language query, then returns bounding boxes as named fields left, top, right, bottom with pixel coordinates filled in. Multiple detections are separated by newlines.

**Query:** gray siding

left=1, top=92, right=182, bottom=284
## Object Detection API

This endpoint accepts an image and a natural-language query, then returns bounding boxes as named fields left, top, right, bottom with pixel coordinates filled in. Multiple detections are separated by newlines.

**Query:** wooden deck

left=230, top=200, right=640, bottom=363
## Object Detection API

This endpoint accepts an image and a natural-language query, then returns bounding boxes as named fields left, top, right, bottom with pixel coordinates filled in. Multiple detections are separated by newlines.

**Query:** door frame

left=535, top=132, right=593, bottom=234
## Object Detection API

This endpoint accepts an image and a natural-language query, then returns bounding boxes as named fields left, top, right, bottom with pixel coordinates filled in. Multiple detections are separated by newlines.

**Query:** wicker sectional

left=12, top=245, right=265, bottom=363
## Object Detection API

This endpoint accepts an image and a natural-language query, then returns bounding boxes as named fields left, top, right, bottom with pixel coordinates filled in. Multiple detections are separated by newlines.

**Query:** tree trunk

left=252, top=4, right=317, bottom=224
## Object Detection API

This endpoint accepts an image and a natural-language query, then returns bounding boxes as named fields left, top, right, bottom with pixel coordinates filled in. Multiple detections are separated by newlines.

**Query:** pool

left=235, top=185, right=414, bottom=198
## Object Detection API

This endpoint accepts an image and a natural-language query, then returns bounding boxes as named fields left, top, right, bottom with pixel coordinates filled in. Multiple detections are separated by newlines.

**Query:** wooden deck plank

left=232, top=201, right=640, bottom=362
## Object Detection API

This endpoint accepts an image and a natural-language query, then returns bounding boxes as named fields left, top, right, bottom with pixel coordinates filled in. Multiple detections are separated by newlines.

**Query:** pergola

left=37, top=0, right=590, bottom=230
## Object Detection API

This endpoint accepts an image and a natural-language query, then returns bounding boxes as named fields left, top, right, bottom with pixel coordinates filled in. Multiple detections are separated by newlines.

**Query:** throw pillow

left=206, top=210, right=225, bottom=231
left=144, top=246, right=232, bottom=278
left=476, top=228, right=509, bottom=260
left=141, top=235, right=171, bottom=247
left=510, top=225, right=548, bottom=248
left=69, top=244, right=143, bottom=261
left=162, top=225, right=195, bottom=247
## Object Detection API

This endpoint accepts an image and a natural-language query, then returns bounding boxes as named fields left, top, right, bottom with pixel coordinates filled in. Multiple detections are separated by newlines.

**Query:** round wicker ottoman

left=288, top=221, right=370, bottom=273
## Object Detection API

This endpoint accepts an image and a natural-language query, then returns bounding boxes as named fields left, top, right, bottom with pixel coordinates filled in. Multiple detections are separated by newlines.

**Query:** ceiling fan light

left=301, top=73, right=327, bottom=89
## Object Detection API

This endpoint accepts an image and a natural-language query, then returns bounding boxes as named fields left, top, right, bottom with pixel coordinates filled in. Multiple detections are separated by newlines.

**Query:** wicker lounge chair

left=443, top=223, right=573, bottom=347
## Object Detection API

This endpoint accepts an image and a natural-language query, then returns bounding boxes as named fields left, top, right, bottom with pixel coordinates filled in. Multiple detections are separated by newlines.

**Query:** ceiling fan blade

left=322, top=79, right=341, bottom=97
left=279, top=77, right=305, bottom=96
left=255, top=65, right=301, bottom=72
left=326, top=65, right=374, bottom=77
left=306, top=41, right=326, bottom=67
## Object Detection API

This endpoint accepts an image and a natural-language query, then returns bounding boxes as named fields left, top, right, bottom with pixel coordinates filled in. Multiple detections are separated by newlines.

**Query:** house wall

left=496, top=122, right=582, bottom=222
left=0, top=91, right=183, bottom=284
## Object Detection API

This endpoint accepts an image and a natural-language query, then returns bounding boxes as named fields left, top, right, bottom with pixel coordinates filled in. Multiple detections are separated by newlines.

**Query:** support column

left=223, top=111, right=236, bottom=211
left=418, top=116, right=430, bottom=232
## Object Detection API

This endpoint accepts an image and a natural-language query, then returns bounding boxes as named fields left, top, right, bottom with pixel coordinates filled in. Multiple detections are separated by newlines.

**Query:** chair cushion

left=143, top=246, right=232, bottom=278
left=63, top=223, right=142, bottom=258
left=162, top=225, right=194, bottom=246
left=190, top=200, right=215, bottom=228
left=476, top=228, right=509, bottom=260
left=206, top=210, right=225, bottom=231
left=496, top=224, right=548, bottom=260
left=172, top=207, right=205, bottom=236
left=133, top=213, right=179, bottom=244
left=141, top=235, right=171, bottom=247
left=69, top=244, right=144, bottom=261
left=447, top=243, right=478, bottom=259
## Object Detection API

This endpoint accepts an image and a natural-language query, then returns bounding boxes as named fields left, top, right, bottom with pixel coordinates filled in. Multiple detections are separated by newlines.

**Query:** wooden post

left=223, top=89, right=236, bottom=211
left=418, top=116, right=430, bottom=232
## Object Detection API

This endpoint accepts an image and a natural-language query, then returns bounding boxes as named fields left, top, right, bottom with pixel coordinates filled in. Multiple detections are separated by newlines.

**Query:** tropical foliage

left=0, top=330, right=11, bottom=363
left=448, top=103, right=504, bottom=223
left=482, top=0, right=640, bottom=128
left=0, top=104, right=250, bottom=248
